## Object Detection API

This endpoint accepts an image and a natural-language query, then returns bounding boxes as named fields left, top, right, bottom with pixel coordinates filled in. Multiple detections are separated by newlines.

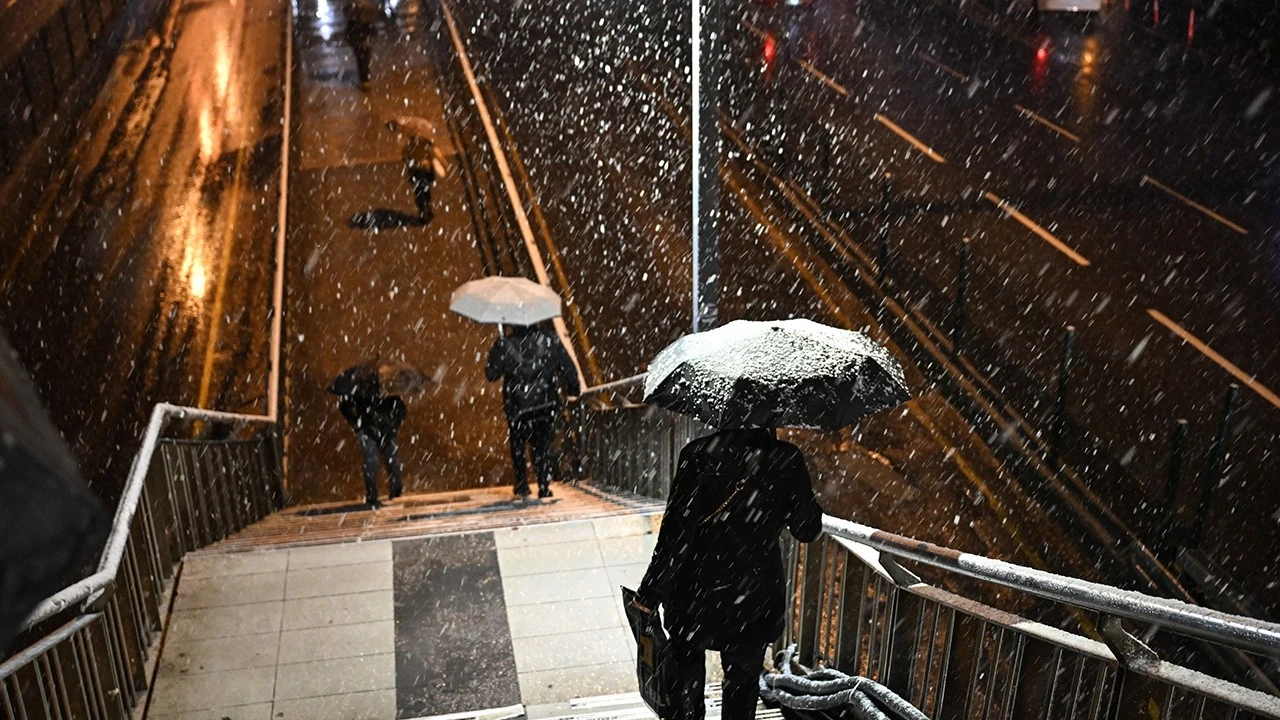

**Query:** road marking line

left=1147, top=309, right=1280, bottom=410
left=1014, top=104, right=1081, bottom=143
left=796, top=59, right=849, bottom=97
left=874, top=114, right=947, bottom=163
left=1140, top=175, right=1248, bottom=235
left=983, top=192, right=1091, bottom=267
left=741, top=18, right=766, bottom=38
left=917, top=52, right=969, bottom=82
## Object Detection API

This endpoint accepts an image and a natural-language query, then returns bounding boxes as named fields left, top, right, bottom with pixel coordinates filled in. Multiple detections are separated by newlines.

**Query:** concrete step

left=194, top=483, right=664, bottom=553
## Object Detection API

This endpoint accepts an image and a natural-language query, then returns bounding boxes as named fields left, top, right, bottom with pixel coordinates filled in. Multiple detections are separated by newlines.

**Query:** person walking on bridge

left=485, top=323, right=580, bottom=500
left=630, top=428, right=823, bottom=720
left=329, top=363, right=406, bottom=508
left=388, top=116, right=446, bottom=222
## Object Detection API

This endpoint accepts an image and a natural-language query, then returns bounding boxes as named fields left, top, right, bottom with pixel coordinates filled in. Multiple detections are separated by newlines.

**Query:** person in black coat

left=329, top=364, right=406, bottom=508
left=632, top=427, right=823, bottom=720
left=484, top=323, right=581, bottom=499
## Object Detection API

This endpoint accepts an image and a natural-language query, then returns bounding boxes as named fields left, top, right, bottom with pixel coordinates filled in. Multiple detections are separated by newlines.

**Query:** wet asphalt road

left=447, top=0, right=1279, bottom=614
left=712, top=0, right=1280, bottom=604
left=0, top=0, right=284, bottom=501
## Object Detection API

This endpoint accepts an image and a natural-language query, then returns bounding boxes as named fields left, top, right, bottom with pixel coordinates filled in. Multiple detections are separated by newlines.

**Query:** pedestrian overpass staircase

left=4, top=402, right=1280, bottom=720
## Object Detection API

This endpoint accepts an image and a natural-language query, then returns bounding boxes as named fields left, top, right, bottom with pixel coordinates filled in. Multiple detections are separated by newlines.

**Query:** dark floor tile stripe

left=393, top=533, right=520, bottom=718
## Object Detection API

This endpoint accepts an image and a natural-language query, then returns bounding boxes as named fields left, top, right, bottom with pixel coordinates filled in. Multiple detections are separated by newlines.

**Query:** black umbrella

left=643, top=319, right=909, bottom=430
left=327, top=363, right=379, bottom=396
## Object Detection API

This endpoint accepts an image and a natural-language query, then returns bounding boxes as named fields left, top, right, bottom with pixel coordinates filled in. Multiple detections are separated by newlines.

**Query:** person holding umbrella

left=485, top=322, right=580, bottom=500
left=387, top=116, right=447, bottom=221
left=627, top=319, right=910, bottom=720
left=328, top=362, right=427, bottom=508
left=450, top=276, right=583, bottom=501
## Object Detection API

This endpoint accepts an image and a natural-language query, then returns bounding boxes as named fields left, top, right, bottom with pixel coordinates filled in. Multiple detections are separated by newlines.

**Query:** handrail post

left=952, top=238, right=970, bottom=356
left=876, top=172, right=893, bottom=283
left=1048, top=325, right=1075, bottom=467
left=1156, top=418, right=1188, bottom=560
left=1190, top=383, right=1238, bottom=548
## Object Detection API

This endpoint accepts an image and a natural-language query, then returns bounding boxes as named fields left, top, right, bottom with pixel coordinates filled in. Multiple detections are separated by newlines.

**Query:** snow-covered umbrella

left=643, top=319, right=910, bottom=430
left=450, top=276, right=561, bottom=326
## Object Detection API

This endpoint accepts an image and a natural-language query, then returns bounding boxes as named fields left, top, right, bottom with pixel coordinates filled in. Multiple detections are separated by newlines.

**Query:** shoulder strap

left=695, top=478, right=747, bottom=527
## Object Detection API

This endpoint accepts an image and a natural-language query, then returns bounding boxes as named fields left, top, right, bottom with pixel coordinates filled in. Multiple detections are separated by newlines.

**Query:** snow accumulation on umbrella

left=643, top=319, right=909, bottom=430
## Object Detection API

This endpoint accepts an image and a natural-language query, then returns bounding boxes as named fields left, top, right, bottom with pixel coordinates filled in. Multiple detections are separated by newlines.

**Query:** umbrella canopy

left=450, top=276, right=561, bottom=325
left=386, top=115, right=434, bottom=137
left=643, top=319, right=910, bottom=430
left=378, top=363, right=429, bottom=396
left=327, top=363, right=378, bottom=396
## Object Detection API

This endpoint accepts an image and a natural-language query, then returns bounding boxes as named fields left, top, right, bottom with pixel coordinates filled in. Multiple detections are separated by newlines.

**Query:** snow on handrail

left=822, top=514, right=1280, bottom=659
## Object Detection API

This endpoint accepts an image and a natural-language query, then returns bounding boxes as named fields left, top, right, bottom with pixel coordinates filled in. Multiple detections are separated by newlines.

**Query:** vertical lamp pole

left=692, top=0, right=720, bottom=333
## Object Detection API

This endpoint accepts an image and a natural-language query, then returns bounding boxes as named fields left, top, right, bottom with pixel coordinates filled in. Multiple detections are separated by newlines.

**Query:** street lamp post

left=692, top=0, right=721, bottom=333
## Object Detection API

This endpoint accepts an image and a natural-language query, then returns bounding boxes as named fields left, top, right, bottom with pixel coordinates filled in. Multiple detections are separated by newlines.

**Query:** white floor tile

left=277, top=620, right=395, bottom=664
left=498, top=539, right=605, bottom=577
left=166, top=602, right=283, bottom=642
left=274, top=652, right=396, bottom=700
left=518, top=660, right=636, bottom=706
left=505, top=596, right=624, bottom=639
left=285, top=561, right=393, bottom=599
left=272, top=689, right=396, bottom=720
left=158, top=632, right=279, bottom=676
left=147, top=703, right=274, bottom=720
left=183, top=551, right=289, bottom=579
left=282, top=590, right=393, bottom=631
left=503, top=568, right=614, bottom=606
left=174, top=572, right=286, bottom=611
left=597, top=536, right=657, bottom=566
left=288, top=541, right=392, bottom=570
left=150, top=667, right=275, bottom=714
left=512, top=626, right=634, bottom=673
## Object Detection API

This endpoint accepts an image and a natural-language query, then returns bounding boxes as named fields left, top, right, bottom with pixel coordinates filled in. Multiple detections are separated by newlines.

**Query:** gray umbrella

left=643, top=319, right=909, bottom=430
left=450, top=276, right=561, bottom=326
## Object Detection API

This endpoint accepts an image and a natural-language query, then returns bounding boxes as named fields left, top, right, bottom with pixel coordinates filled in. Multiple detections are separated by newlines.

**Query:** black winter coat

left=329, top=365, right=405, bottom=434
left=636, top=428, right=822, bottom=650
left=485, top=329, right=580, bottom=421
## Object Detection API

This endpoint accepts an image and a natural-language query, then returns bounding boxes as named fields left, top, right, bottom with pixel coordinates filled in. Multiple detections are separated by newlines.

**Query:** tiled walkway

left=149, top=513, right=671, bottom=720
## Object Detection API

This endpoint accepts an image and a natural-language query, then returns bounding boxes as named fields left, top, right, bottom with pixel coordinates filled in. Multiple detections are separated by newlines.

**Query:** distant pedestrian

left=344, top=0, right=380, bottom=88
left=630, top=427, right=823, bottom=720
left=388, top=116, right=446, bottom=221
left=328, top=363, right=406, bottom=508
left=484, top=323, right=580, bottom=499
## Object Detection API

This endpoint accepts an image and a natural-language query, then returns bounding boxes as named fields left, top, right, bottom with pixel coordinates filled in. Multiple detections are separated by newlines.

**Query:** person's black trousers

left=356, top=429, right=402, bottom=503
left=667, top=640, right=764, bottom=720
left=408, top=168, right=435, bottom=218
left=507, top=413, right=554, bottom=496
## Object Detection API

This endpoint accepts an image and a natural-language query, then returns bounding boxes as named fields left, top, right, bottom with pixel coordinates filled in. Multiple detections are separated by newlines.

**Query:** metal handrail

left=821, top=515, right=1280, bottom=659
left=577, top=373, right=645, bottom=399
left=22, top=406, right=274, bottom=630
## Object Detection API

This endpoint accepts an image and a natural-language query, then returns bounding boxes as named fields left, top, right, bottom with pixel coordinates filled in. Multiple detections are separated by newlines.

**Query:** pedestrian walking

left=328, top=363, right=406, bottom=508
left=388, top=116, right=446, bottom=221
left=344, top=0, right=380, bottom=88
left=629, top=427, right=823, bottom=720
left=484, top=323, right=580, bottom=500
left=624, top=319, right=909, bottom=720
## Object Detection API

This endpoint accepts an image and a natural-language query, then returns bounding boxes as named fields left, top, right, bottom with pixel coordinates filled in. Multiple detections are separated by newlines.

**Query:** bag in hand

left=621, top=587, right=676, bottom=718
